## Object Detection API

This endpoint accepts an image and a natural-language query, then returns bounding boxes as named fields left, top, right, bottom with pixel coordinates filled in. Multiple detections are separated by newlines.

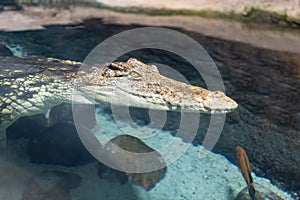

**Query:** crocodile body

left=0, top=56, right=238, bottom=146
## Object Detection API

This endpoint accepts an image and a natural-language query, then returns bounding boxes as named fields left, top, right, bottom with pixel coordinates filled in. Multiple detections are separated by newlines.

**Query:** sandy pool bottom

left=0, top=106, right=293, bottom=200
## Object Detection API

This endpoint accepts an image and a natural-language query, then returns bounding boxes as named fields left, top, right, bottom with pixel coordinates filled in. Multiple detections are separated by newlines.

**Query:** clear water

left=0, top=1, right=299, bottom=200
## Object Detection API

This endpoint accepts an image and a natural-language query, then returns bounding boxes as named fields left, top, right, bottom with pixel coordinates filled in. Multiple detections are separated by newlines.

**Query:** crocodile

left=0, top=56, right=238, bottom=146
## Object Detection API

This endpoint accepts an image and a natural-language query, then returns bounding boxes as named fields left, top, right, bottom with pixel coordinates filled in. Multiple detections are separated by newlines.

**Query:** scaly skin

left=0, top=56, right=238, bottom=146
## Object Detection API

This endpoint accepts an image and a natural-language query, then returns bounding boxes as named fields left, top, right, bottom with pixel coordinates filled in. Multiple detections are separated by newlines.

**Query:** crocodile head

left=77, top=58, right=238, bottom=113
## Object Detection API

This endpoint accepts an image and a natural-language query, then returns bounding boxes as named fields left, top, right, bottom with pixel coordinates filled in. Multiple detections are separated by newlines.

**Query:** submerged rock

left=235, top=184, right=284, bottom=200
left=48, top=103, right=75, bottom=126
left=28, top=122, right=95, bottom=166
left=130, top=169, right=167, bottom=191
left=49, top=103, right=97, bottom=129
left=22, top=170, right=81, bottom=200
left=7, top=114, right=48, bottom=140
left=97, top=162, right=129, bottom=185
left=101, top=134, right=167, bottom=190
left=0, top=44, right=13, bottom=56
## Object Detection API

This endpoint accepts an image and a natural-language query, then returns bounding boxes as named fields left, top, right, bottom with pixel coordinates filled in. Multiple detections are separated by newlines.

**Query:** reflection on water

left=17, top=0, right=79, bottom=5
left=1, top=0, right=95, bottom=11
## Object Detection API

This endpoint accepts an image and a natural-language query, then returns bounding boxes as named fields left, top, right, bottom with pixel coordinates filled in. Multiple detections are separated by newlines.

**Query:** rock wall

left=121, top=29, right=300, bottom=195
left=96, top=0, right=300, bottom=22
left=205, top=39, right=300, bottom=193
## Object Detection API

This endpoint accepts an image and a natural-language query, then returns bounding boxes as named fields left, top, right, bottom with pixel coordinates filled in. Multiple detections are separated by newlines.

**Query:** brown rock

left=103, top=134, right=167, bottom=190
left=97, top=162, right=128, bottom=185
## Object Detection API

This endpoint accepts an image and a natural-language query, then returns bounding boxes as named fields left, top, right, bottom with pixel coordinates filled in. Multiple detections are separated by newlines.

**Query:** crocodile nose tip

left=230, top=99, right=238, bottom=109
left=223, top=96, right=238, bottom=110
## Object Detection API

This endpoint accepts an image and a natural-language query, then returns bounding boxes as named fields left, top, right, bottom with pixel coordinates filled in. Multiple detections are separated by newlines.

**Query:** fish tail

left=248, top=184, right=256, bottom=200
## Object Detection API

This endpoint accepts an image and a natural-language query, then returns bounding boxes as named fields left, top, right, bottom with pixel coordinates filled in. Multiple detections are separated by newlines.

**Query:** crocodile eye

left=213, top=91, right=225, bottom=98
left=129, top=71, right=142, bottom=79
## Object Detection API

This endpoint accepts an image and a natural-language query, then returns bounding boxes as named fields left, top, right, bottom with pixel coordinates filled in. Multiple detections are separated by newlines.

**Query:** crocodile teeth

left=210, top=109, right=231, bottom=114
left=171, top=105, right=177, bottom=110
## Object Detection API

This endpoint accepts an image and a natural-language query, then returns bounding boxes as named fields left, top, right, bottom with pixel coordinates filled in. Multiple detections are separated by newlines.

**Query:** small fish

left=236, top=146, right=256, bottom=200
